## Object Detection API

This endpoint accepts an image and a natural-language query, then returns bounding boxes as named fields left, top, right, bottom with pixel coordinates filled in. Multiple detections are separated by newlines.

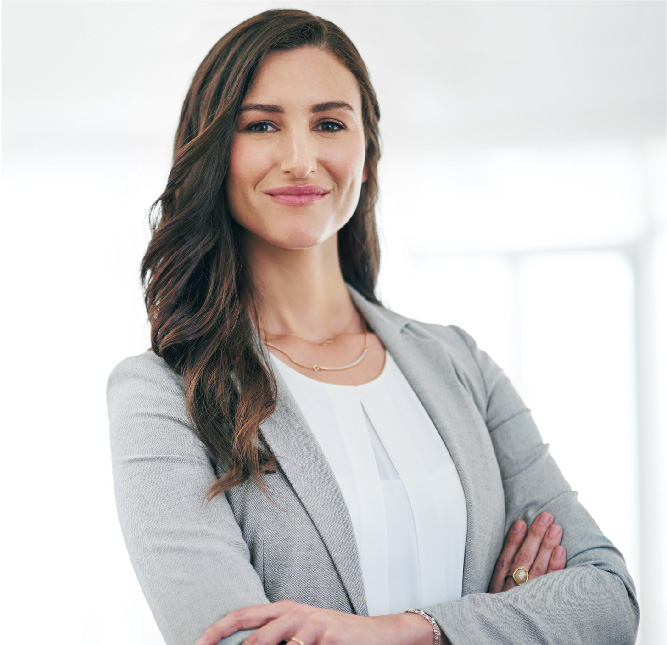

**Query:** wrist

left=402, top=610, right=447, bottom=645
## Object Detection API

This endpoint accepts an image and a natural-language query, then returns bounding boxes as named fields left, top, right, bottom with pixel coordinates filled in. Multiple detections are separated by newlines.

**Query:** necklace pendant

left=313, top=365, right=322, bottom=371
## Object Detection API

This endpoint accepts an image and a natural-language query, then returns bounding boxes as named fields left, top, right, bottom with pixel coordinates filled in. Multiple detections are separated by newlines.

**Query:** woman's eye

left=245, top=121, right=277, bottom=133
left=316, top=120, right=345, bottom=133
left=317, top=120, right=344, bottom=132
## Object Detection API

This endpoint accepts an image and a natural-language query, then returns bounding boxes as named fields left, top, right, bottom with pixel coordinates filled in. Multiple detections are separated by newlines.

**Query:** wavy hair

left=141, top=9, right=381, bottom=500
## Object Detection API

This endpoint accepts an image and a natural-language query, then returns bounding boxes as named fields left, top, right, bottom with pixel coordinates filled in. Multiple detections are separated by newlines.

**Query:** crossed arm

left=197, top=513, right=567, bottom=645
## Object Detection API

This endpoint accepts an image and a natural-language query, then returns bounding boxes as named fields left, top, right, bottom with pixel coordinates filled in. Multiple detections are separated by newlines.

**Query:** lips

left=264, top=185, right=329, bottom=196
left=264, top=185, right=330, bottom=206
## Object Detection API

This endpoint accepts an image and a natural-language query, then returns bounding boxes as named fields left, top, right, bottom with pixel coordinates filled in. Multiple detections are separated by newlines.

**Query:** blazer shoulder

left=106, top=350, right=189, bottom=433
left=401, top=317, right=484, bottom=369
left=106, top=350, right=212, bottom=468
left=399, top=317, right=491, bottom=409
left=404, top=318, right=479, bottom=350
left=107, top=350, right=183, bottom=397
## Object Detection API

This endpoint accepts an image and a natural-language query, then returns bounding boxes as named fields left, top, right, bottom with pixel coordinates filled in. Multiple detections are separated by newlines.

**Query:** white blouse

left=270, top=350, right=467, bottom=616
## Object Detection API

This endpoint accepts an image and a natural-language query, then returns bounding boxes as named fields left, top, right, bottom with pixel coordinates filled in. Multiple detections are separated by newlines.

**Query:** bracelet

left=404, top=609, right=442, bottom=645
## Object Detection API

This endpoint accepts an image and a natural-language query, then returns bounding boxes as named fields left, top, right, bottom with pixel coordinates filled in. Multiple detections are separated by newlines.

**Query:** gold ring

left=289, top=639, right=305, bottom=645
left=512, top=566, right=529, bottom=585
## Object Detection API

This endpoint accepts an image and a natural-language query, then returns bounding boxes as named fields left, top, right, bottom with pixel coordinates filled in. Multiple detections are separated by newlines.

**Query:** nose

left=279, top=128, right=317, bottom=179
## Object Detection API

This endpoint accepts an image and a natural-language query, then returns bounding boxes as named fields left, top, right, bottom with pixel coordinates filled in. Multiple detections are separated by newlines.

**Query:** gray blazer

left=108, top=286, right=639, bottom=644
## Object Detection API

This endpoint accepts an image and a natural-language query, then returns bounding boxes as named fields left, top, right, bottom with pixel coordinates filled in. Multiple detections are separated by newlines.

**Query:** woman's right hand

left=488, top=512, right=567, bottom=593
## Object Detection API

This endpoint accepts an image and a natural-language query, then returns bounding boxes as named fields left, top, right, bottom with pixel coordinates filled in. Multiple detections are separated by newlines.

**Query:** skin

left=198, top=46, right=566, bottom=645
left=489, top=512, right=568, bottom=594
left=227, top=47, right=368, bottom=254
left=226, top=45, right=386, bottom=387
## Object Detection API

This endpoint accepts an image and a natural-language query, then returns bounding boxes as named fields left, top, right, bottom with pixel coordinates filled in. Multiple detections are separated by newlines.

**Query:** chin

left=273, top=232, right=325, bottom=250
left=264, top=222, right=336, bottom=250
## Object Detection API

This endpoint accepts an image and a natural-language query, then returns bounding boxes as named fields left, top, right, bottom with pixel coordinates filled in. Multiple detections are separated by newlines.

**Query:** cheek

left=227, top=140, right=270, bottom=202
left=330, top=140, right=367, bottom=187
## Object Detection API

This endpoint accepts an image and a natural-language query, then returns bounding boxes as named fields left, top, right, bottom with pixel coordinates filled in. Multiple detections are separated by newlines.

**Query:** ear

left=362, top=164, right=368, bottom=183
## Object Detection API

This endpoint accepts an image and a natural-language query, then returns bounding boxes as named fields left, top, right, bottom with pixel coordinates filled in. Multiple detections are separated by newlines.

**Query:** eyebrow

left=239, top=101, right=355, bottom=114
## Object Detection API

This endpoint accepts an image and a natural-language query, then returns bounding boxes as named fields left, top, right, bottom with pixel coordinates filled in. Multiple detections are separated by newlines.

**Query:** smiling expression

left=226, top=46, right=367, bottom=252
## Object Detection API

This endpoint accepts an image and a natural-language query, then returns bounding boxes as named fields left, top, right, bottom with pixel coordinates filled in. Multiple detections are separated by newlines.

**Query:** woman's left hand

left=196, top=600, right=437, bottom=645
left=488, top=512, right=567, bottom=594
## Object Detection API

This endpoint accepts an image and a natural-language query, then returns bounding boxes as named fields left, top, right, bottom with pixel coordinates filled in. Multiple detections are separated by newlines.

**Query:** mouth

left=263, top=185, right=330, bottom=206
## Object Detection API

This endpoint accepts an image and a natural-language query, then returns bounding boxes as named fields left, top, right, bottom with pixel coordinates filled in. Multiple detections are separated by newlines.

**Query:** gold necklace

left=264, top=331, right=369, bottom=371
left=272, top=309, right=359, bottom=347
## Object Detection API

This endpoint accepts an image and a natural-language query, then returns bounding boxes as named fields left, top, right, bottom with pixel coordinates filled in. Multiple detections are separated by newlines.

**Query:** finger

left=489, top=520, right=527, bottom=593
left=529, top=523, right=562, bottom=579
left=547, top=545, right=567, bottom=573
left=196, top=600, right=296, bottom=645
left=502, top=512, right=553, bottom=591
left=246, top=607, right=327, bottom=645
left=239, top=607, right=313, bottom=645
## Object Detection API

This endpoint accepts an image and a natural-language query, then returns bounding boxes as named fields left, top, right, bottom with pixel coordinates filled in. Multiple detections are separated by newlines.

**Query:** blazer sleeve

left=107, top=352, right=270, bottom=645
left=421, top=327, right=640, bottom=645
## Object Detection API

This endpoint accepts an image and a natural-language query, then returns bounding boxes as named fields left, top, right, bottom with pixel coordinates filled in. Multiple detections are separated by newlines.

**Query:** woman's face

left=226, top=46, right=367, bottom=252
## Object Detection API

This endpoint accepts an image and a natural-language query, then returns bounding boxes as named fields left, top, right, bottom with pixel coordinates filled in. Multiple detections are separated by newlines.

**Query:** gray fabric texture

left=108, top=285, right=639, bottom=644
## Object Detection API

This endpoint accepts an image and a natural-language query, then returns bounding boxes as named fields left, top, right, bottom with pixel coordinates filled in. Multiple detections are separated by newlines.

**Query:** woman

left=108, top=9, right=639, bottom=645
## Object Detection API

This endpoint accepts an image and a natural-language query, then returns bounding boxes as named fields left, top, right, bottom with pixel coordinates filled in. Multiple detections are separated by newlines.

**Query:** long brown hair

left=141, top=9, right=382, bottom=500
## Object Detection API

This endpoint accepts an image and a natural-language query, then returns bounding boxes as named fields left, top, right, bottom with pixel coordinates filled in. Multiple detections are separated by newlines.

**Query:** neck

left=244, top=233, right=361, bottom=339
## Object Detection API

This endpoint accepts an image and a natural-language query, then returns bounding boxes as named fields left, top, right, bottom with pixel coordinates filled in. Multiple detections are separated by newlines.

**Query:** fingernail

left=513, top=521, right=525, bottom=532
left=555, top=546, right=565, bottom=557
left=538, top=512, right=551, bottom=525
left=548, top=524, right=560, bottom=537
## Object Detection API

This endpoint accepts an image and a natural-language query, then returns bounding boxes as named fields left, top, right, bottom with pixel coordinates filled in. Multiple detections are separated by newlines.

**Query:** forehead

left=243, top=47, right=362, bottom=110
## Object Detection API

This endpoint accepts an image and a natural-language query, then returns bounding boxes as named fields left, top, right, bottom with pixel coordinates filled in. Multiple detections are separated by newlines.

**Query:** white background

left=2, top=1, right=665, bottom=643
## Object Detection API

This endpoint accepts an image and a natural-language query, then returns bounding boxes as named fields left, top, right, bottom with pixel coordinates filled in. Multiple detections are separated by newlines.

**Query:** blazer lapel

left=258, top=366, right=369, bottom=616
left=350, top=287, right=504, bottom=596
